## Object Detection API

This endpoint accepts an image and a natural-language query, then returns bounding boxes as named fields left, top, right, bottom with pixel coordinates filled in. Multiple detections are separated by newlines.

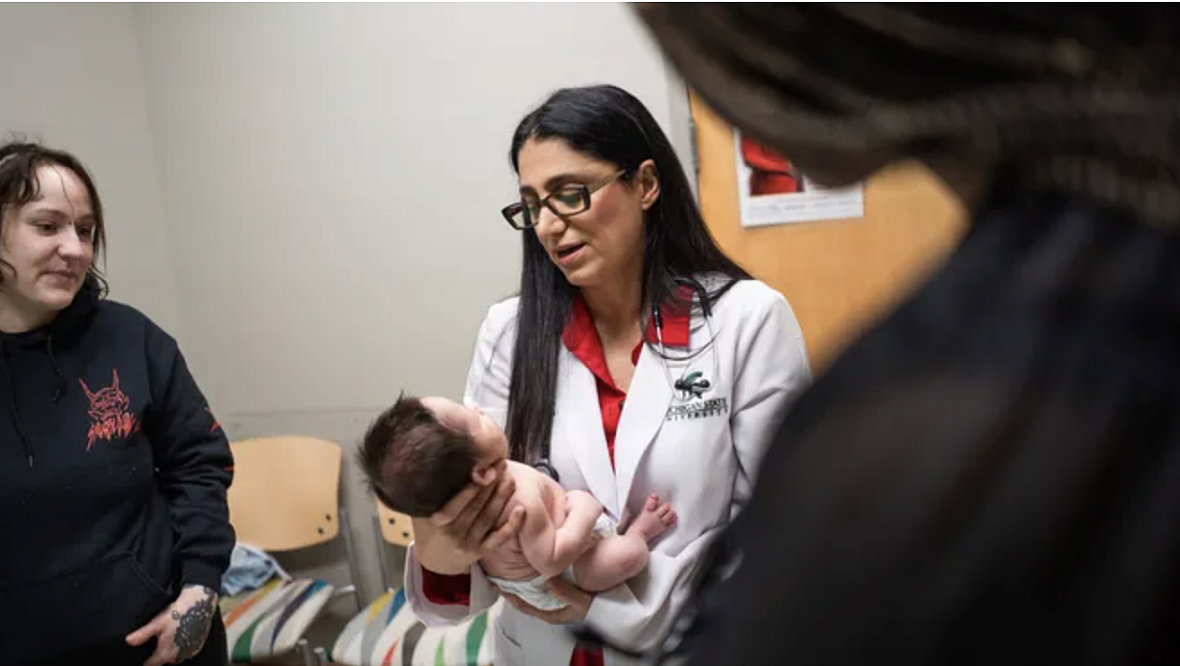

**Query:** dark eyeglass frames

left=500, top=169, right=627, bottom=230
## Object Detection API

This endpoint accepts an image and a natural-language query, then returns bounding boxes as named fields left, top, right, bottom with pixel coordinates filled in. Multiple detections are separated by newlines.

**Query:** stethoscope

left=466, top=279, right=720, bottom=483
left=528, top=277, right=720, bottom=483
left=653, top=277, right=721, bottom=404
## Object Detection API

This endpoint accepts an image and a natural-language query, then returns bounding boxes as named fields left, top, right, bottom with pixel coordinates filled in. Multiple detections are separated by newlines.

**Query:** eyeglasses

left=500, top=170, right=627, bottom=230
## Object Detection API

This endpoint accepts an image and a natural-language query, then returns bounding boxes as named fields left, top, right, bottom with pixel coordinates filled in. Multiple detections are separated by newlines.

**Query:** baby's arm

left=520, top=486, right=603, bottom=579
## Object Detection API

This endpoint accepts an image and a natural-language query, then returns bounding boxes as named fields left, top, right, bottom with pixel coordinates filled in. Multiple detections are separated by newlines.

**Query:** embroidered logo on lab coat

left=665, top=397, right=729, bottom=422
left=673, top=371, right=712, bottom=400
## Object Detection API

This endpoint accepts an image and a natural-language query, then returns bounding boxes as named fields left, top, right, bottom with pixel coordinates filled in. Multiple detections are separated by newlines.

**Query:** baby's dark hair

left=358, top=393, right=479, bottom=518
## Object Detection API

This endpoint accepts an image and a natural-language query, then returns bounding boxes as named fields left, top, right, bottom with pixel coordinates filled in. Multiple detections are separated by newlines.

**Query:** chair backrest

left=375, top=498, right=415, bottom=547
left=228, top=436, right=342, bottom=552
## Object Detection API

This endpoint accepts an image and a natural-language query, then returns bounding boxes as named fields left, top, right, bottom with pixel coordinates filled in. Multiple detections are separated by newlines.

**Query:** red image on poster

left=733, top=129, right=863, bottom=227
left=740, top=135, right=805, bottom=196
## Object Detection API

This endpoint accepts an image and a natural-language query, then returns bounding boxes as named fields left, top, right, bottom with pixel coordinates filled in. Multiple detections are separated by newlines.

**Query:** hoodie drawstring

left=0, top=344, right=33, bottom=468
left=47, top=335, right=66, bottom=404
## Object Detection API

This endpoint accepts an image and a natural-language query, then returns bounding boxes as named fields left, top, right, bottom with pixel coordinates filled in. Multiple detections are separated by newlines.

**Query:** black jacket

left=0, top=280, right=235, bottom=664
left=683, top=188, right=1180, bottom=665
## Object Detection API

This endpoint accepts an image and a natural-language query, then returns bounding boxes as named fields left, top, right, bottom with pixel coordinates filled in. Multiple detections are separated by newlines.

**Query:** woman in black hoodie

left=0, top=141, right=234, bottom=666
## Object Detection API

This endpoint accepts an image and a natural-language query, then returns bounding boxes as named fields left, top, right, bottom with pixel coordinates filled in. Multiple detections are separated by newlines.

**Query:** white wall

left=0, top=3, right=182, bottom=337
left=131, top=2, right=687, bottom=614
left=134, top=2, right=685, bottom=416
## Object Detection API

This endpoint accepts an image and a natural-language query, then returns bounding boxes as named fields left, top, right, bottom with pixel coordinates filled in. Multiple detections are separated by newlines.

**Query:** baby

left=359, top=393, right=677, bottom=611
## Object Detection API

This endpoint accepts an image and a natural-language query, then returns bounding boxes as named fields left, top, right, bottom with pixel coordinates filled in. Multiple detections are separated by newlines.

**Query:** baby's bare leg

left=572, top=494, right=678, bottom=592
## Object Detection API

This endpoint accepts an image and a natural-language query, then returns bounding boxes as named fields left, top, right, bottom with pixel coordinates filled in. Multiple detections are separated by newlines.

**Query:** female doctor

left=403, top=84, right=811, bottom=665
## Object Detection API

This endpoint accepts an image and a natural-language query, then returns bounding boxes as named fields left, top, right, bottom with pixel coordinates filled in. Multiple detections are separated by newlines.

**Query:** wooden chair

left=324, top=498, right=499, bottom=666
left=221, top=436, right=360, bottom=666
left=376, top=498, right=414, bottom=545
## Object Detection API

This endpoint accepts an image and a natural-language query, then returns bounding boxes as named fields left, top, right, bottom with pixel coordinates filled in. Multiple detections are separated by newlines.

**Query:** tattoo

left=172, top=587, right=216, bottom=660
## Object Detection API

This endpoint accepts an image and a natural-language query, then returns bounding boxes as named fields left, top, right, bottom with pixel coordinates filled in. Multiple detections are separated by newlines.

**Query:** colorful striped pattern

left=330, top=589, right=499, bottom=665
left=219, top=577, right=335, bottom=662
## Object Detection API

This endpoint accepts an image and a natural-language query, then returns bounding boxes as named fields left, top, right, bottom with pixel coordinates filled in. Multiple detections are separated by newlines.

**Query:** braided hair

left=625, top=6, right=1180, bottom=665
left=640, top=5, right=1180, bottom=225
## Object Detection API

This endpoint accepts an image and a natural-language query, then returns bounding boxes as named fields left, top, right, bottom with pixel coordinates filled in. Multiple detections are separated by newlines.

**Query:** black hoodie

left=0, top=279, right=235, bottom=664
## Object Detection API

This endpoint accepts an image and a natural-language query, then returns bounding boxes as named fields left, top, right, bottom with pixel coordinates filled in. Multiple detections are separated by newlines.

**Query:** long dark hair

left=0, top=140, right=108, bottom=297
left=504, top=84, right=750, bottom=464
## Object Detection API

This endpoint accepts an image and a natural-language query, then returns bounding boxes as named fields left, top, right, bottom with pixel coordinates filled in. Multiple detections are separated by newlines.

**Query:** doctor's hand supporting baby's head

left=357, top=393, right=524, bottom=575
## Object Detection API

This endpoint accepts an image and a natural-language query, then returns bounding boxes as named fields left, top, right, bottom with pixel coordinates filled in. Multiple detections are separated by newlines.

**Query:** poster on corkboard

left=734, top=129, right=864, bottom=227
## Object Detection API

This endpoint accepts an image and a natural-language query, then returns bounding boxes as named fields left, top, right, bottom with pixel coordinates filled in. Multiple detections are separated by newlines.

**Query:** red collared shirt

left=561, top=292, right=690, bottom=468
left=422, top=290, right=692, bottom=665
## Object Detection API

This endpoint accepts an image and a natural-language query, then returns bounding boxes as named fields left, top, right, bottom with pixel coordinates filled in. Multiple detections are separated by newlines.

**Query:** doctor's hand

left=503, top=577, right=595, bottom=625
left=413, top=459, right=524, bottom=575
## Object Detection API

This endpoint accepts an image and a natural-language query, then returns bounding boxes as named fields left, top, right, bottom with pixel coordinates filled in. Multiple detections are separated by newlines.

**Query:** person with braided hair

left=632, top=5, right=1180, bottom=665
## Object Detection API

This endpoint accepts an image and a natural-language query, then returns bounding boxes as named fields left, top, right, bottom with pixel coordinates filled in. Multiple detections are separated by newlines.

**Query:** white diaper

left=489, top=514, right=618, bottom=611
left=591, top=513, right=617, bottom=538
left=488, top=574, right=569, bottom=611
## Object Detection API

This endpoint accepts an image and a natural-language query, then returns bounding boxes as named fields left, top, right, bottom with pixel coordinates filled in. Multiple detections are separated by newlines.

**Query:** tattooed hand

left=126, top=584, right=218, bottom=666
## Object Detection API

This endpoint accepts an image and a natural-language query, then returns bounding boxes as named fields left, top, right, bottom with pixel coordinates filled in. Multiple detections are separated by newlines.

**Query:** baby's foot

left=626, top=493, right=678, bottom=543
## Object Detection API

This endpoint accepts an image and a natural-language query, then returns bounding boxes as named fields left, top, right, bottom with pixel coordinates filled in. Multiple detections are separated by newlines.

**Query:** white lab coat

left=405, top=277, right=811, bottom=666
